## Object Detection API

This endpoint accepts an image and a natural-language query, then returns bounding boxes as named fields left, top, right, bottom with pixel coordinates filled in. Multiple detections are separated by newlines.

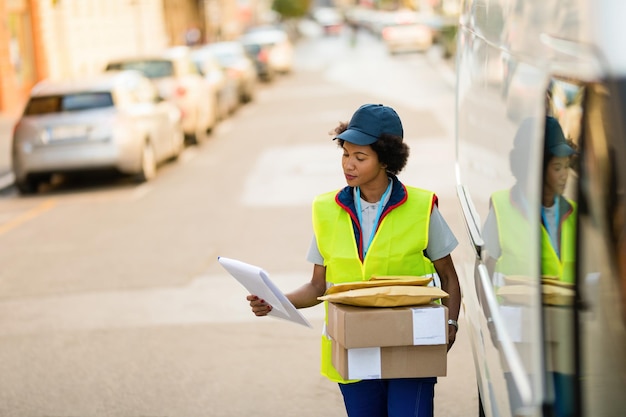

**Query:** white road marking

left=242, top=144, right=343, bottom=206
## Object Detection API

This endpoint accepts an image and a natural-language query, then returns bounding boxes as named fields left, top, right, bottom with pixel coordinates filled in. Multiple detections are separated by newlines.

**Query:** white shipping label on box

left=499, top=305, right=523, bottom=343
left=411, top=307, right=446, bottom=345
left=347, top=347, right=382, bottom=379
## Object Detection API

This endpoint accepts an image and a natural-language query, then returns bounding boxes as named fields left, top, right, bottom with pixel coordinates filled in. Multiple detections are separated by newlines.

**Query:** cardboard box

left=498, top=304, right=532, bottom=343
left=327, top=302, right=448, bottom=348
left=544, top=305, right=574, bottom=342
left=544, top=305, right=575, bottom=374
left=332, top=340, right=447, bottom=380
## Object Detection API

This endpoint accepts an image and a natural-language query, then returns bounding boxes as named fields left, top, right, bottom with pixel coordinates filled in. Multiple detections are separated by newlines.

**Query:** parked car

left=381, top=22, right=433, bottom=54
left=190, top=46, right=239, bottom=120
left=312, top=7, right=345, bottom=36
left=239, top=28, right=294, bottom=80
left=105, top=46, right=216, bottom=143
left=11, top=70, right=184, bottom=194
left=200, top=41, right=256, bottom=104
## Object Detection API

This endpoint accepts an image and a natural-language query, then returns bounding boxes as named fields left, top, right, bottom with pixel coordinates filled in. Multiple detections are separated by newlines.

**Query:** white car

left=312, top=7, right=345, bottom=35
left=190, top=47, right=239, bottom=120
left=240, top=28, right=294, bottom=75
left=106, top=46, right=217, bottom=143
left=381, top=22, right=433, bottom=54
left=12, top=71, right=184, bottom=194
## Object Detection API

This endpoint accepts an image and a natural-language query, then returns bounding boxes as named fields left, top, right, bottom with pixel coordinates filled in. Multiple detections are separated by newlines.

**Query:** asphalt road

left=0, top=29, right=477, bottom=417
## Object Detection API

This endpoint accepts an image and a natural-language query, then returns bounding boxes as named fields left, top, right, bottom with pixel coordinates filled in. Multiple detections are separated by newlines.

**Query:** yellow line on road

left=0, top=199, right=57, bottom=236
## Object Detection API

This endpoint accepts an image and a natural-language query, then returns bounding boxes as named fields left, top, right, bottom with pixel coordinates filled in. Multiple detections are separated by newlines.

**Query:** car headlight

left=17, top=128, right=47, bottom=152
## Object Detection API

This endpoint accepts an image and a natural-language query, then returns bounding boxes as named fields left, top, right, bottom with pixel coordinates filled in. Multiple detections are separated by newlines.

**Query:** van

left=454, top=1, right=626, bottom=416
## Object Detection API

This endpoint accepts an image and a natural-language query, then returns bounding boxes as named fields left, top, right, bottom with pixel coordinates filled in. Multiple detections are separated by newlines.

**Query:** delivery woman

left=248, top=103, right=462, bottom=417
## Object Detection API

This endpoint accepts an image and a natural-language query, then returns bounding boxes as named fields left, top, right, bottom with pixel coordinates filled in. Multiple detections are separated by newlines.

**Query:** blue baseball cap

left=545, top=116, right=575, bottom=157
left=335, top=104, right=404, bottom=145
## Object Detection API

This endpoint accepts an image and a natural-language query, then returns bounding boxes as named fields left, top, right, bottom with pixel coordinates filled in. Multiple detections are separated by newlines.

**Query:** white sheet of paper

left=218, top=256, right=312, bottom=328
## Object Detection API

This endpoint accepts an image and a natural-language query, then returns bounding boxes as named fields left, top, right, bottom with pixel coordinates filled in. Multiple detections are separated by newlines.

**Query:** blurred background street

left=0, top=1, right=475, bottom=416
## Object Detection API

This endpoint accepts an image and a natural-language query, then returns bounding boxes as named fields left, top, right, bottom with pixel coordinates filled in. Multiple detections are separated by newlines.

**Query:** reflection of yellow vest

left=491, top=190, right=534, bottom=277
left=491, top=190, right=576, bottom=283
left=541, top=202, right=576, bottom=284
left=312, top=186, right=436, bottom=383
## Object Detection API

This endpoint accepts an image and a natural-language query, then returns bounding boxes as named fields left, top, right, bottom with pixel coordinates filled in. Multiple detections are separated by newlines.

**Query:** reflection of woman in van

left=482, top=116, right=577, bottom=417
left=540, top=116, right=577, bottom=283
left=483, top=116, right=576, bottom=283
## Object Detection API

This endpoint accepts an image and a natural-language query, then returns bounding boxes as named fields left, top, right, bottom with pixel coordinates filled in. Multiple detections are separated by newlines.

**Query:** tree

left=271, top=0, right=312, bottom=19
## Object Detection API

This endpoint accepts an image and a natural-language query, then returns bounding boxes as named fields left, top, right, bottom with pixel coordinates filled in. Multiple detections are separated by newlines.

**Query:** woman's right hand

left=246, top=295, right=273, bottom=316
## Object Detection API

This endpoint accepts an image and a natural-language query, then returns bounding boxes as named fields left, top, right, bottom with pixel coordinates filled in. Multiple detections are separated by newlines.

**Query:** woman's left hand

left=447, top=325, right=457, bottom=351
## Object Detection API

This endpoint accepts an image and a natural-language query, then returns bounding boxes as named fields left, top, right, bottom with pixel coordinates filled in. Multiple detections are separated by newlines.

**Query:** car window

left=118, top=77, right=157, bottom=105
left=243, top=44, right=260, bottom=55
left=210, top=52, right=233, bottom=67
left=209, top=45, right=243, bottom=62
left=186, top=59, right=200, bottom=76
left=192, top=60, right=204, bottom=76
left=25, top=92, right=113, bottom=115
left=107, top=60, right=174, bottom=79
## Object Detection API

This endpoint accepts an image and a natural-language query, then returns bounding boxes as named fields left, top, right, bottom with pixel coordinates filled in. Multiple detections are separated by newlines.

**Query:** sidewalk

left=0, top=113, right=16, bottom=190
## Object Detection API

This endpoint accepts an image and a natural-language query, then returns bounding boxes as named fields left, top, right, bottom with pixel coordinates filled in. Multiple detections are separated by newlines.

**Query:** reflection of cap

left=545, top=116, right=575, bottom=157
left=335, top=104, right=404, bottom=145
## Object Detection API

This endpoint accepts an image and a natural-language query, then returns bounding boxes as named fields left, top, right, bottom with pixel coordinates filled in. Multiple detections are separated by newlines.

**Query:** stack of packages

left=496, top=275, right=574, bottom=307
left=496, top=275, right=575, bottom=375
left=317, top=276, right=449, bottom=380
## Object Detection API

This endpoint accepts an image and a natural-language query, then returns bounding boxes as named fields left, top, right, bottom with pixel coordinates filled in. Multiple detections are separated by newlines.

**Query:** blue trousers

left=338, top=377, right=437, bottom=417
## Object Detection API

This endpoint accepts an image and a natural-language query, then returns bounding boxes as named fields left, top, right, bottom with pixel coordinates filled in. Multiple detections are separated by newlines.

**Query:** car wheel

left=241, top=84, right=254, bottom=103
left=15, top=177, right=39, bottom=195
left=184, top=132, right=198, bottom=146
left=169, top=129, right=185, bottom=161
left=136, top=140, right=157, bottom=183
left=206, top=99, right=219, bottom=135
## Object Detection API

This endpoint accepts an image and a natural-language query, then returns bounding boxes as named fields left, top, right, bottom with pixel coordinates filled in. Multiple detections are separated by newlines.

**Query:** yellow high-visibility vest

left=312, top=185, right=436, bottom=383
left=541, top=204, right=576, bottom=284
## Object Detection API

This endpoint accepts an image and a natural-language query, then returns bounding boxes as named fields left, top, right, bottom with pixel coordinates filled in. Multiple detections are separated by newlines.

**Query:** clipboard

left=218, top=256, right=313, bottom=328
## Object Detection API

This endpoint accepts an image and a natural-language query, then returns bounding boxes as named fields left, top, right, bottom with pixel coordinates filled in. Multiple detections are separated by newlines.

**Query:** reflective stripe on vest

left=312, top=186, right=436, bottom=383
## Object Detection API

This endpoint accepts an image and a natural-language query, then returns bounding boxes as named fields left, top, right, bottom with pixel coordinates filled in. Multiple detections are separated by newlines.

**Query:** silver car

left=240, top=28, right=294, bottom=77
left=12, top=70, right=184, bottom=194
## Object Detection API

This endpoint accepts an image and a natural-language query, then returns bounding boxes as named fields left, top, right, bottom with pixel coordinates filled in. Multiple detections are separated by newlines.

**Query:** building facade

left=0, top=0, right=264, bottom=115
left=0, top=0, right=40, bottom=115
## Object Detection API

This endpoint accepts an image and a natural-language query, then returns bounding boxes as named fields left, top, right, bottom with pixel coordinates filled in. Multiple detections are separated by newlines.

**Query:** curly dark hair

left=331, top=121, right=410, bottom=175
